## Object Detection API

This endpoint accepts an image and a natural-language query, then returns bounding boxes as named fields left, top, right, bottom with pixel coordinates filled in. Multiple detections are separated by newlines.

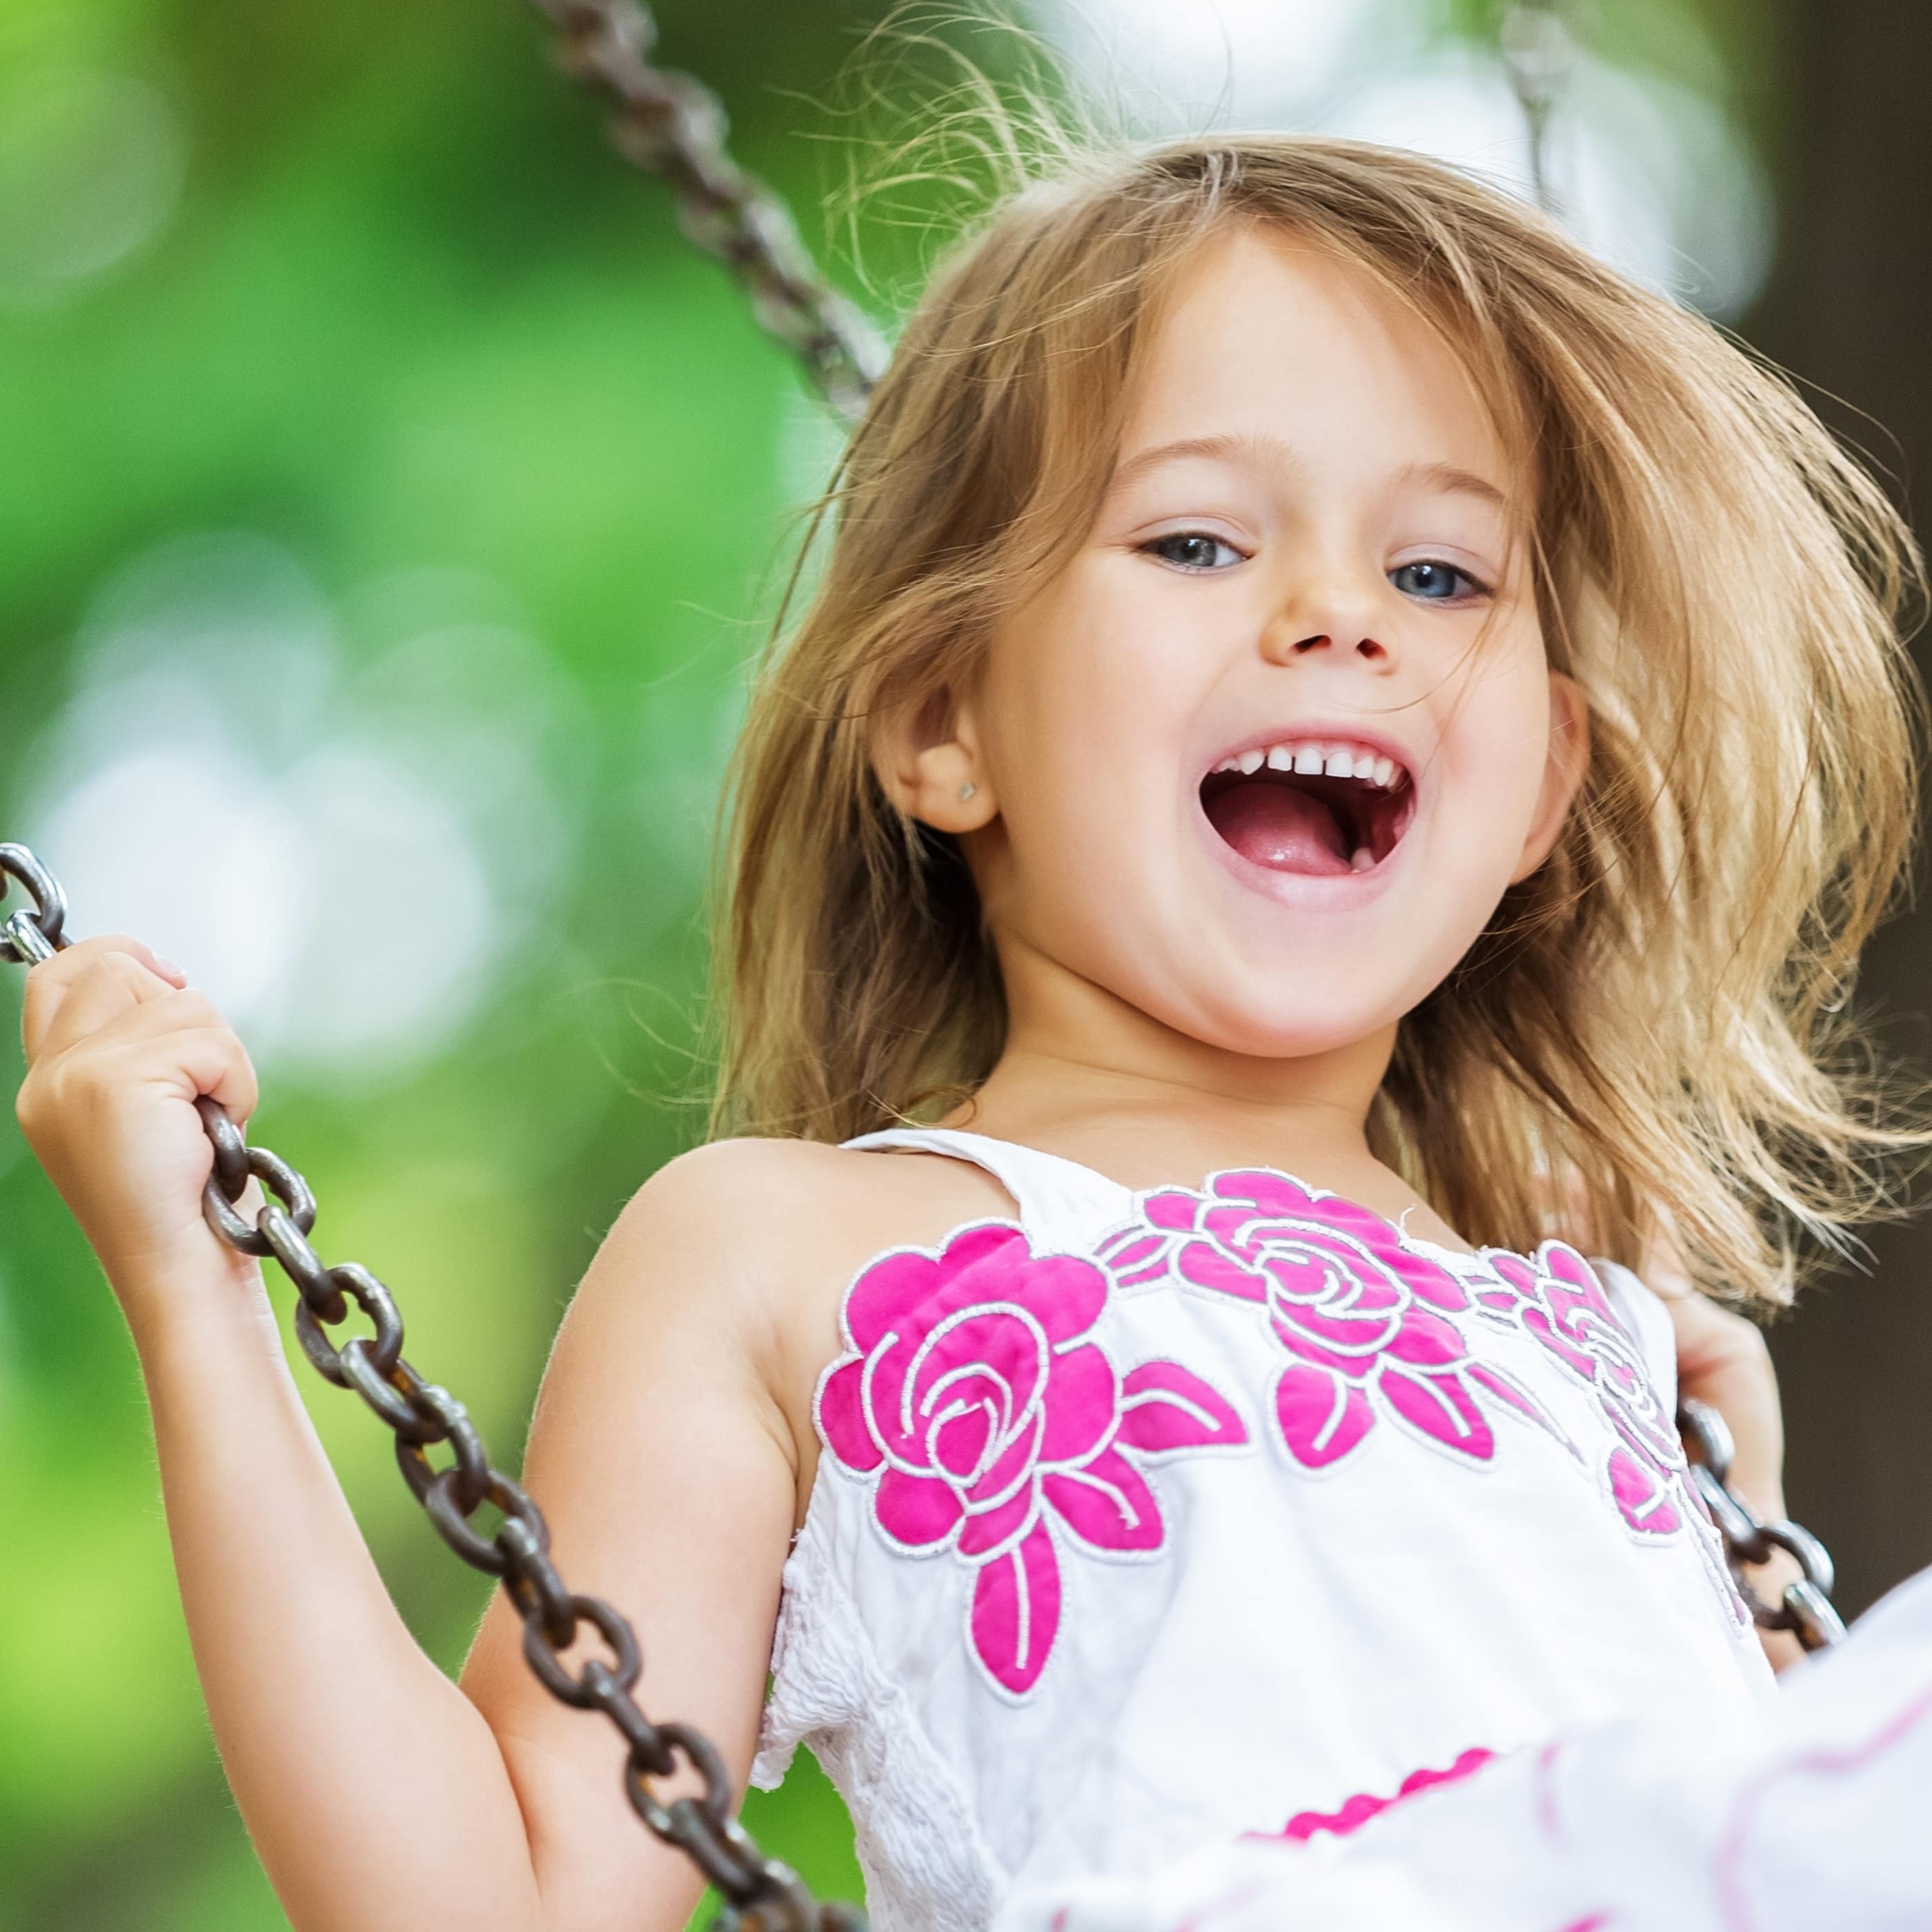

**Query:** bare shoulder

left=612, top=1134, right=1017, bottom=1288
left=593, top=1136, right=1018, bottom=1492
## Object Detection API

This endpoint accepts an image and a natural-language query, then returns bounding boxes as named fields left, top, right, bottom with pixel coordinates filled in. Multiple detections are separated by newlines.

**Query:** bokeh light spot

left=0, top=68, right=186, bottom=308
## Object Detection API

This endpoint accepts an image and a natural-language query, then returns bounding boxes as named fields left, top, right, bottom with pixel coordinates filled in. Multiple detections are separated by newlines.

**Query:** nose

left=1260, top=575, right=1392, bottom=669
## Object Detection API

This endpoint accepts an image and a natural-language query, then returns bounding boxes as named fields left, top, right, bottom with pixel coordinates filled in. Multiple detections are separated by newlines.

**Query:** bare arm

left=17, top=938, right=800, bottom=1931
left=462, top=1151, right=805, bottom=1928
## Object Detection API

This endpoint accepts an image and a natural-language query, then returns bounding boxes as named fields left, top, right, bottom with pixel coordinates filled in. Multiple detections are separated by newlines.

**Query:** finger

left=60, top=1003, right=261, bottom=1127
left=34, top=954, right=197, bottom=1067
left=1690, top=1370, right=1784, bottom=1517
left=21, top=932, right=186, bottom=1004
left=27, top=990, right=261, bottom=1136
left=23, top=938, right=187, bottom=1062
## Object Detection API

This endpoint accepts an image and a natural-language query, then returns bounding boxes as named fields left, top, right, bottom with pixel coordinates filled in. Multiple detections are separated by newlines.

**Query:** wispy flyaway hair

left=713, top=129, right=1928, bottom=1311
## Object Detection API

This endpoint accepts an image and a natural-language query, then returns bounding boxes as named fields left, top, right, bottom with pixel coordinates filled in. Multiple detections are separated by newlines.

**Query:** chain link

left=1678, top=1396, right=1846, bottom=1650
left=1501, top=0, right=1575, bottom=216
left=0, top=844, right=863, bottom=1932
left=524, top=0, right=887, bottom=421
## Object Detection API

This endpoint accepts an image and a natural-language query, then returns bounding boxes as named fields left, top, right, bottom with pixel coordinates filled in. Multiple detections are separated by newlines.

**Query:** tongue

left=1205, top=779, right=1353, bottom=876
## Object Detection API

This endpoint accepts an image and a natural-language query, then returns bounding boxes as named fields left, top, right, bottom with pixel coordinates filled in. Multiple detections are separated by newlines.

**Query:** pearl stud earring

left=958, top=781, right=977, bottom=803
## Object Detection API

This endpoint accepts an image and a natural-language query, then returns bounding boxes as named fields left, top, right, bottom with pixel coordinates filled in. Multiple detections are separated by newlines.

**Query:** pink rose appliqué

left=1471, top=1243, right=1746, bottom=1620
left=1475, top=1245, right=1702, bottom=1538
left=1101, top=1171, right=1548, bottom=1471
left=816, top=1222, right=1248, bottom=1697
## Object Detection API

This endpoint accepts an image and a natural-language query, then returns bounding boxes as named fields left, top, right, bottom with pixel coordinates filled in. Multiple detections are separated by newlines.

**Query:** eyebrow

left=1104, top=432, right=1515, bottom=515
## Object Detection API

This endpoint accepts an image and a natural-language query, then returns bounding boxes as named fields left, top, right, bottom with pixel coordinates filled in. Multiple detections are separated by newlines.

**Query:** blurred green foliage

left=0, top=0, right=1782, bottom=1926
left=0, top=2, right=911, bottom=1923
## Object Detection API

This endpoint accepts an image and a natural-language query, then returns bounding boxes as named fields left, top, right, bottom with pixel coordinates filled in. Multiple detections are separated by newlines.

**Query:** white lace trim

left=754, top=1506, right=1007, bottom=1932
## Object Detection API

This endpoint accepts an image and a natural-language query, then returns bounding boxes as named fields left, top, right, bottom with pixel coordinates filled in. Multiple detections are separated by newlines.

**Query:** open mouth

left=1200, top=737, right=1415, bottom=878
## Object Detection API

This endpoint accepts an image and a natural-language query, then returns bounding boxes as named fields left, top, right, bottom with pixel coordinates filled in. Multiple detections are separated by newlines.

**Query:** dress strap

left=840, top=1127, right=1134, bottom=1249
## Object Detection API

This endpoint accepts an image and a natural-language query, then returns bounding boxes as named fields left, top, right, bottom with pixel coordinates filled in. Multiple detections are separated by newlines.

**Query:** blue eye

left=1143, top=531, right=1244, bottom=573
left=1390, top=559, right=1487, bottom=602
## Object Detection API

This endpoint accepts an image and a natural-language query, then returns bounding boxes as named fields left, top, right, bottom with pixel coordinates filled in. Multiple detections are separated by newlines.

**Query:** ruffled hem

left=994, top=1566, right=1932, bottom=1932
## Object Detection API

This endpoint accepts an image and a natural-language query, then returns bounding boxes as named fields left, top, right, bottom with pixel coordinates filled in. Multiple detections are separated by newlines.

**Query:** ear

left=870, top=683, right=999, bottom=834
left=1510, top=671, right=1590, bottom=883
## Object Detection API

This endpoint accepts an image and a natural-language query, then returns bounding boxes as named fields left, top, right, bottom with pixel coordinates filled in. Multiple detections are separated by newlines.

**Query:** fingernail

left=152, top=954, right=186, bottom=981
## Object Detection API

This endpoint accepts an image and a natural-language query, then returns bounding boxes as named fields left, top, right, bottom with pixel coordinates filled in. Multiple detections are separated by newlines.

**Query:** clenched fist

left=17, top=936, right=263, bottom=1334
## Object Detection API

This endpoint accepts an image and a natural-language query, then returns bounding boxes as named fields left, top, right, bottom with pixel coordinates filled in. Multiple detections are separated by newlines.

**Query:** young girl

left=15, top=134, right=1931, bottom=1932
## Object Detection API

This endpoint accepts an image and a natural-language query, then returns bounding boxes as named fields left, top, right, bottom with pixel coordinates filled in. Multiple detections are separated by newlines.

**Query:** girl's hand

left=1648, top=1263, right=1808, bottom=1671
left=16, top=935, right=262, bottom=1332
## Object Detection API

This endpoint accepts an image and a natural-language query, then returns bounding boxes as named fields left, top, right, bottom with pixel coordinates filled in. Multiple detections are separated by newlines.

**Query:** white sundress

left=749, top=1127, right=1847, bottom=1931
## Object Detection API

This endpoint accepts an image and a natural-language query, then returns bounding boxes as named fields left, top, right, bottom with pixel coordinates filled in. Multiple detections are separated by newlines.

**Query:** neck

left=956, top=932, right=1399, bottom=1190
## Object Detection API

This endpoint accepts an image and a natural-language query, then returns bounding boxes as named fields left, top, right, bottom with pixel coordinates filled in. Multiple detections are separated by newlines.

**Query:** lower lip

left=1191, top=796, right=1413, bottom=909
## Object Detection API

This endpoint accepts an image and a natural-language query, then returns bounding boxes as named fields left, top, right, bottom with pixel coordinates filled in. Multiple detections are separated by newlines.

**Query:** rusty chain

left=524, top=0, right=887, bottom=420
left=0, top=844, right=862, bottom=1932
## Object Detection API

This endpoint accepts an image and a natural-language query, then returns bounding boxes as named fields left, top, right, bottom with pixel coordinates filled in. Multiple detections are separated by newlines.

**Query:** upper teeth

left=1212, top=739, right=1403, bottom=789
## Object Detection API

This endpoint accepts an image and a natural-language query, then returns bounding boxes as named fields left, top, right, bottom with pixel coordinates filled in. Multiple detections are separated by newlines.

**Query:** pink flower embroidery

left=1474, top=1245, right=1690, bottom=1536
left=1103, top=1171, right=1545, bottom=1471
left=1095, top=1167, right=1741, bottom=1622
left=816, top=1222, right=1248, bottom=1697
left=1472, top=1243, right=1744, bottom=1620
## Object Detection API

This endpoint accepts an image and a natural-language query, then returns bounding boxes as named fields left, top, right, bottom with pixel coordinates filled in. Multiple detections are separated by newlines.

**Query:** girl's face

left=900, top=227, right=1585, bottom=1067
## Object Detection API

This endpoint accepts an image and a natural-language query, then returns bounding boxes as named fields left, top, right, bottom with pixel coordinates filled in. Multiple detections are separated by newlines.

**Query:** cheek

left=1451, top=742, right=1546, bottom=860
left=996, top=561, right=1188, bottom=712
left=981, top=573, right=1201, bottom=852
left=1410, top=684, right=1555, bottom=949
left=1445, top=644, right=1553, bottom=818
left=991, top=710, right=1177, bottom=925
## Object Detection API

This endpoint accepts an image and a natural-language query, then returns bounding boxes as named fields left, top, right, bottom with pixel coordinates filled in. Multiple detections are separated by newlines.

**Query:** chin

left=1151, top=976, right=1409, bottom=1065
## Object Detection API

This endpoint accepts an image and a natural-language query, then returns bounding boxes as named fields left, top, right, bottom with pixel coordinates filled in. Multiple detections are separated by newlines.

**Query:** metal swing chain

left=1500, top=0, right=1572, bottom=216
left=524, top=0, right=887, bottom=421
left=1679, top=1397, right=1845, bottom=1650
left=0, top=846, right=862, bottom=1932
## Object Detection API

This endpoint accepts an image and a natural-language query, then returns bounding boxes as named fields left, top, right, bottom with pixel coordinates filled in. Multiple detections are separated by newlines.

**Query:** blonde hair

left=713, top=131, right=1927, bottom=1311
